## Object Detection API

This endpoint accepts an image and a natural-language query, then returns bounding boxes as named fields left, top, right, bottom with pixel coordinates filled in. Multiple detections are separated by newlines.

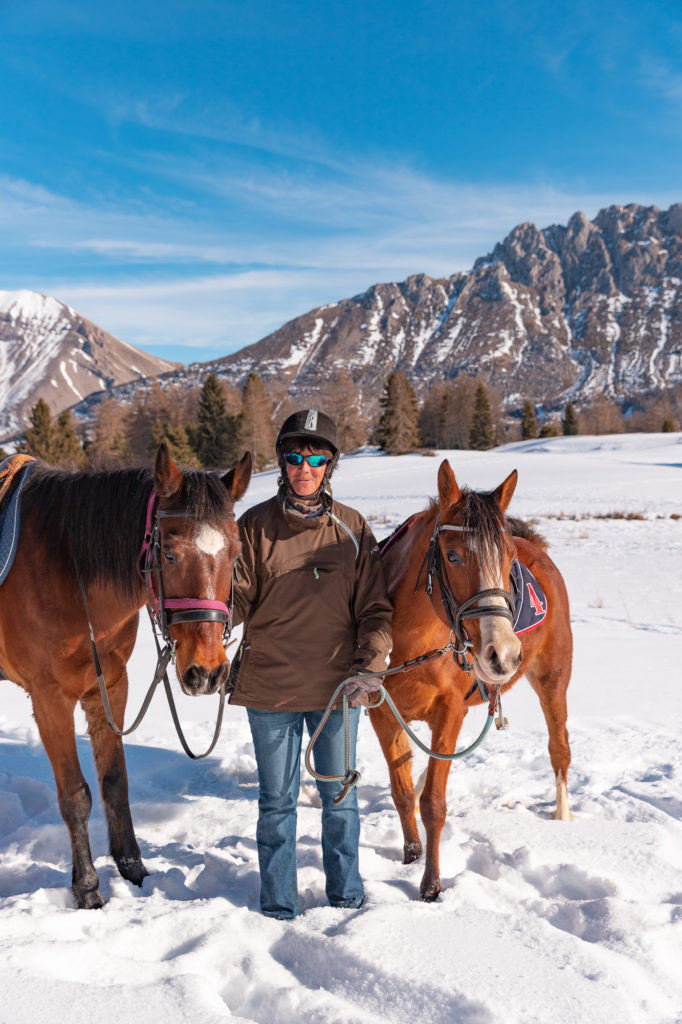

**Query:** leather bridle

left=138, top=489, right=235, bottom=646
left=416, top=511, right=516, bottom=674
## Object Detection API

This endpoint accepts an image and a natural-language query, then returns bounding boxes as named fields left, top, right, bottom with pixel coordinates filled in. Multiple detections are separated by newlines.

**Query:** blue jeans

left=247, top=707, right=364, bottom=919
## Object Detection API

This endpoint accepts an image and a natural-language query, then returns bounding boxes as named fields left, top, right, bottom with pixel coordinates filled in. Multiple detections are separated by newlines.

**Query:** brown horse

left=0, top=443, right=251, bottom=908
left=371, top=460, right=572, bottom=901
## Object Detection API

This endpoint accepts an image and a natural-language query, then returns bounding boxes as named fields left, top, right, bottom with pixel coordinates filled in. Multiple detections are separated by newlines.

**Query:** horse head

left=435, top=460, right=521, bottom=684
left=153, top=443, right=252, bottom=696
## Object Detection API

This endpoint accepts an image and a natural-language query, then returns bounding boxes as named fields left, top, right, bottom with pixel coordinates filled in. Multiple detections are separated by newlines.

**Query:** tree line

left=9, top=369, right=681, bottom=469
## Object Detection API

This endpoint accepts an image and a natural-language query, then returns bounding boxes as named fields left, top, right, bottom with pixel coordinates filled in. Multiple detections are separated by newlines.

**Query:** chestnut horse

left=0, top=443, right=251, bottom=908
left=371, top=460, right=572, bottom=901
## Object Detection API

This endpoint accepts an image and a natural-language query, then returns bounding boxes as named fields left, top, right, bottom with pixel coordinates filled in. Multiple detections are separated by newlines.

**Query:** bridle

left=138, top=489, right=236, bottom=647
left=77, top=487, right=239, bottom=760
left=416, top=511, right=516, bottom=674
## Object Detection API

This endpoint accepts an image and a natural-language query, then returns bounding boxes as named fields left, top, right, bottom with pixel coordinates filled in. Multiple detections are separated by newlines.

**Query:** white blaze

left=196, top=525, right=225, bottom=556
left=473, top=535, right=520, bottom=680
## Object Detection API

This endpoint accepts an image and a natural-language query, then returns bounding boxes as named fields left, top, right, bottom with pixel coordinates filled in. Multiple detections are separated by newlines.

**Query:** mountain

left=214, top=202, right=682, bottom=412
left=0, top=290, right=177, bottom=440
left=24, top=203, right=682, bottom=436
left=75, top=203, right=682, bottom=424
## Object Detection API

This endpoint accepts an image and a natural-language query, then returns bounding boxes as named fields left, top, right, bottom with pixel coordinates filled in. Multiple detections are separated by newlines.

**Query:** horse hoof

left=419, top=883, right=441, bottom=902
left=117, top=857, right=149, bottom=887
left=403, top=842, right=423, bottom=864
left=75, top=887, right=105, bottom=910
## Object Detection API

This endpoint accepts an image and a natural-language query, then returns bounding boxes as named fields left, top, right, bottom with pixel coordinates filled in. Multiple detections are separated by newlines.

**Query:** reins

left=78, top=487, right=236, bottom=760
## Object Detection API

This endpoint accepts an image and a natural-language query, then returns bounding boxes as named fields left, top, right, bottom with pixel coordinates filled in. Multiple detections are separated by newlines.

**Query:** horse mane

left=21, top=463, right=233, bottom=599
left=507, top=515, right=548, bottom=550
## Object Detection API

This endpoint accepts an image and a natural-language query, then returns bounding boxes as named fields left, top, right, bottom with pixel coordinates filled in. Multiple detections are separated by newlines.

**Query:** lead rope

left=305, top=658, right=504, bottom=804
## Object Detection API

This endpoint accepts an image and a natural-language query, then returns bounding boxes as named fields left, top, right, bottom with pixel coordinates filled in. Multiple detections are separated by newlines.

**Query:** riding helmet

left=276, top=409, right=340, bottom=458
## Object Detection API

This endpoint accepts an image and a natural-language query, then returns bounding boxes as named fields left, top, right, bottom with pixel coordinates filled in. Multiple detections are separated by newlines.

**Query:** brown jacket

left=229, top=489, right=393, bottom=711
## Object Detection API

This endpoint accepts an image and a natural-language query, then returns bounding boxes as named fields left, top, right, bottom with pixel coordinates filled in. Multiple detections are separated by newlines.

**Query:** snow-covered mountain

left=9, top=203, right=682, bottom=438
left=0, top=290, right=176, bottom=440
left=207, top=202, right=682, bottom=412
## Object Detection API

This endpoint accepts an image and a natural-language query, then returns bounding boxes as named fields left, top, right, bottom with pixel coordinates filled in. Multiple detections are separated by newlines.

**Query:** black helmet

left=276, top=409, right=340, bottom=457
left=276, top=409, right=340, bottom=503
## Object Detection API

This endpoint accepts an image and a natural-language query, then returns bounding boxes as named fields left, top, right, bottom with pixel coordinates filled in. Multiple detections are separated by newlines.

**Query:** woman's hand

left=343, top=670, right=384, bottom=701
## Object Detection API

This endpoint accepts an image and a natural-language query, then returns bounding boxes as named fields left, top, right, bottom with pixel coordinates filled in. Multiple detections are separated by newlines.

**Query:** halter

left=415, top=511, right=516, bottom=674
left=138, top=489, right=235, bottom=646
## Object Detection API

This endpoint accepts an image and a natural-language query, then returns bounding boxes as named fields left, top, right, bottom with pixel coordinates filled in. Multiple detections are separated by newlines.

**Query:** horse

left=0, top=443, right=251, bottom=908
left=370, top=459, right=572, bottom=901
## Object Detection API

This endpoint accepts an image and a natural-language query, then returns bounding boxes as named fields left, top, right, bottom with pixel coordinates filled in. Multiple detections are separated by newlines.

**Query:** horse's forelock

left=444, top=487, right=511, bottom=580
left=178, top=470, right=235, bottom=520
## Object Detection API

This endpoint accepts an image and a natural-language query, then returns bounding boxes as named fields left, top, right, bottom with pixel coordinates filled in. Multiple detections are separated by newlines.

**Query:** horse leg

left=370, top=702, right=423, bottom=863
left=31, top=686, right=104, bottom=909
left=81, top=673, right=148, bottom=887
left=419, top=696, right=464, bottom=901
left=527, top=660, right=572, bottom=820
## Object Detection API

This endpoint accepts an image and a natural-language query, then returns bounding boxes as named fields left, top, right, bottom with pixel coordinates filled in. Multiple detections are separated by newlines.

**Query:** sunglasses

left=284, top=452, right=330, bottom=468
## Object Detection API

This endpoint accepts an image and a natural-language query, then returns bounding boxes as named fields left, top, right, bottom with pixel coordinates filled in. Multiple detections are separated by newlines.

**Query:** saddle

left=0, top=454, right=37, bottom=586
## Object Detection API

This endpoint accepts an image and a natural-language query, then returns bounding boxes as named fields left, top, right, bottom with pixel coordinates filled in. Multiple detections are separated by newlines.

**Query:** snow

left=1, top=433, right=681, bottom=1024
left=0, top=289, right=70, bottom=324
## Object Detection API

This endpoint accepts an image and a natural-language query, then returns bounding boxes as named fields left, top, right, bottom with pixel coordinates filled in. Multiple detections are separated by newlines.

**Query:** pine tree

left=53, top=410, right=86, bottom=467
left=376, top=371, right=420, bottom=454
left=320, top=370, right=368, bottom=451
left=521, top=400, right=538, bottom=440
left=197, top=373, right=238, bottom=468
left=19, top=398, right=58, bottom=461
left=562, top=402, right=579, bottom=436
left=238, top=373, right=276, bottom=470
left=151, top=419, right=201, bottom=467
left=469, top=383, right=495, bottom=450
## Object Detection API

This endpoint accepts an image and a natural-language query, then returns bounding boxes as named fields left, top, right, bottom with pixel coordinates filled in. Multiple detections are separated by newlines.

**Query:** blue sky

left=1, top=0, right=681, bottom=364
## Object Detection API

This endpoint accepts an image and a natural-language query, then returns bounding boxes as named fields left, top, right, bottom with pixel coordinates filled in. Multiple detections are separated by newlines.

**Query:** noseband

left=416, top=512, right=515, bottom=674
left=138, top=490, right=235, bottom=645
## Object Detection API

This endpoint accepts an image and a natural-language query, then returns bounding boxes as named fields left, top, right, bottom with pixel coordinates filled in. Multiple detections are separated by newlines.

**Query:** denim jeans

left=247, top=706, right=363, bottom=919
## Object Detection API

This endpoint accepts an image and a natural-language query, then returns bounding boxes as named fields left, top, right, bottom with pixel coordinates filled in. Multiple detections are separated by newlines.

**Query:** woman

left=230, top=409, right=392, bottom=919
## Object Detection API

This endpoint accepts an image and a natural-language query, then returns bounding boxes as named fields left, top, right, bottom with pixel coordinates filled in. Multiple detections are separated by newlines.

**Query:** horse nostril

left=209, top=663, right=232, bottom=693
left=182, top=664, right=209, bottom=695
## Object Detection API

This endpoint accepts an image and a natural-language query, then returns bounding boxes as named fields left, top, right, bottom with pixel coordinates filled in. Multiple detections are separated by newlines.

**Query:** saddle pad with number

left=510, top=558, right=547, bottom=633
left=0, top=455, right=36, bottom=586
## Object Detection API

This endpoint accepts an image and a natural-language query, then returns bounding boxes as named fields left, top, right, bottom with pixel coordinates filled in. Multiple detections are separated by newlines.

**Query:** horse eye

left=163, top=548, right=176, bottom=564
left=446, top=549, right=460, bottom=564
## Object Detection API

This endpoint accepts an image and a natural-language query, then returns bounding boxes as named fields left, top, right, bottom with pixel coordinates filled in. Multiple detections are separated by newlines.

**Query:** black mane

left=21, top=463, right=233, bottom=599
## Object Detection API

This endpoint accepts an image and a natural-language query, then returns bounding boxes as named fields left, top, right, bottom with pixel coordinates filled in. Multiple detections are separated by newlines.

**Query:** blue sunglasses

left=284, top=452, right=330, bottom=468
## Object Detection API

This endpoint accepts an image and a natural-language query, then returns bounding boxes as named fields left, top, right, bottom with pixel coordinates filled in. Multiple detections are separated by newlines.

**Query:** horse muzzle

left=474, top=642, right=522, bottom=685
left=180, top=660, right=231, bottom=696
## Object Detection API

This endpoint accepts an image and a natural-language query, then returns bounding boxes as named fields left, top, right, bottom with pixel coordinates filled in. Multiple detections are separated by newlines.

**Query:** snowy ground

left=1, top=433, right=681, bottom=1024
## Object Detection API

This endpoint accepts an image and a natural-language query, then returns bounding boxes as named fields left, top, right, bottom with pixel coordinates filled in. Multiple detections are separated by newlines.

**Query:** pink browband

left=164, top=598, right=229, bottom=613
left=138, top=489, right=231, bottom=628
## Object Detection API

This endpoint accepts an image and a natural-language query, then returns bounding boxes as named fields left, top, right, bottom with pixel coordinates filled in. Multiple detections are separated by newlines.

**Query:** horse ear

left=154, top=442, right=183, bottom=499
left=437, top=459, right=462, bottom=509
left=222, top=451, right=252, bottom=503
left=493, top=469, right=518, bottom=512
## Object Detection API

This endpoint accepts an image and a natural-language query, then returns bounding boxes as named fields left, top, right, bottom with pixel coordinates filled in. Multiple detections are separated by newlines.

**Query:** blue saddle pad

left=0, top=458, right=35, bottom=586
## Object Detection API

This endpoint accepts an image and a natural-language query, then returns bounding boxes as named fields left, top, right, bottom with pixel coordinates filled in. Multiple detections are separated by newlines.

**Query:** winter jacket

left=229, top=488, right=393, bottom=711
